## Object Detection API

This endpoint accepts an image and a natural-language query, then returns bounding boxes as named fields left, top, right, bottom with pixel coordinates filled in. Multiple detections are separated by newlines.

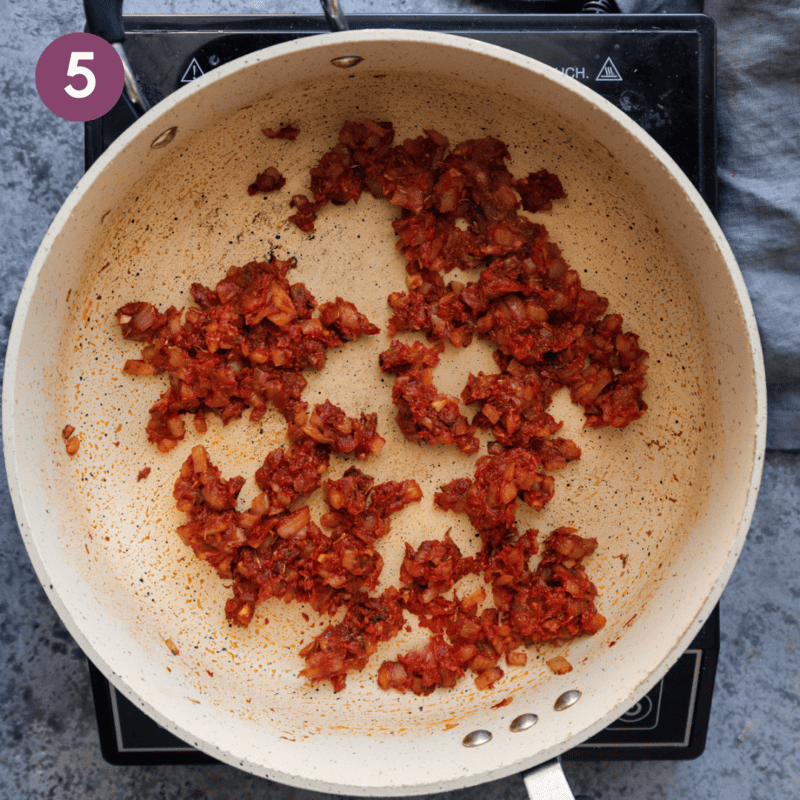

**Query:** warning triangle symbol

left=595, top=57, right=622, bottom=82
left=180, top=58, right=205, bottom=83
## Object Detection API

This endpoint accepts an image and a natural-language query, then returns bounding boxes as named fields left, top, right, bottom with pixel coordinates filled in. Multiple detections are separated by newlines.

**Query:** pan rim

left=3, top=27, right=766, bottom=795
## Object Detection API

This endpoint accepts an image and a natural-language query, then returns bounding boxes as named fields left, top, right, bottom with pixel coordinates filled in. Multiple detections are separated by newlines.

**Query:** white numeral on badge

left=65, top=51, right=96, bottom=99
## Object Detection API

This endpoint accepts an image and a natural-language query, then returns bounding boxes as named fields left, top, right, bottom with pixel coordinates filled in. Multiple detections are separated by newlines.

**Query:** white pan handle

left=285, top=759, right=590, bottom=800
left=285, top=761, right=591, bottom=800
left=522, top=758, right=591, bottom=800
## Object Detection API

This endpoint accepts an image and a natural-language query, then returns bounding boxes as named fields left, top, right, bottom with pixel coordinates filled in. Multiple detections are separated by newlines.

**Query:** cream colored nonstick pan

left=3, top=29, right=765, bottom=797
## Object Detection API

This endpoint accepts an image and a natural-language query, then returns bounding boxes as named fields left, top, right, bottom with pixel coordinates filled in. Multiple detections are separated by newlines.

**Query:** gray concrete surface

left=2, top=2, right=798, bottom=798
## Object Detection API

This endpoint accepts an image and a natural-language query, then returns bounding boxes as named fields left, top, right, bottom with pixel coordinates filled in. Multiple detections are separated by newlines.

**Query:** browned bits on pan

left=380, top=339, right=479, bottom=455
left=299, top=588, right=406, bottom=693
left=115, top=258, right=380, bottom=451
left=546, top=655, right=574, bottom=675
left=474, top=667, right=504, bottom=691
left=165, top=638, right=179, bottom=656
left=137, top=467, right=151, bottom=482
left=247, top=166, right=286, bottom=196
left=62, top=425, right=79, bottom=456
left=288, top=119, right=647, bottom=426
left=261, top=123, right=300, bottom=140
left=172, top=438, right=420, bottom=687
left=378, top=528, right=604, bottom=696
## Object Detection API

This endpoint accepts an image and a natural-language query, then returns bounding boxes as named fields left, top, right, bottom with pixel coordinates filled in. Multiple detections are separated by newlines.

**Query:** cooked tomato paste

left=119, top=119, right=648, bottom=695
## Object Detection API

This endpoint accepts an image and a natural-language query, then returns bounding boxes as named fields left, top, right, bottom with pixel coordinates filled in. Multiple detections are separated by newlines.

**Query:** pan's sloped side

left=3, top=31, right=764, bottom=796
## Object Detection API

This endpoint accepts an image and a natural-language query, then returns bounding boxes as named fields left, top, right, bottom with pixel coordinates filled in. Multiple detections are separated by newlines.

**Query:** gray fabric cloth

left=616, top=1, right=800, bottom=448
left=707, top=0, right=800, bottom=449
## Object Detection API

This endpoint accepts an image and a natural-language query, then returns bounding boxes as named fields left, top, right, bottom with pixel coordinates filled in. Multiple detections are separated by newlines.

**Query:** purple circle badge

left=36, top=32, right=125, bottom=122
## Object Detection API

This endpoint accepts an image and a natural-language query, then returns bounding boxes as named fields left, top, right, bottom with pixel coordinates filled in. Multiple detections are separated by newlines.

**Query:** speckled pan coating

left=2, top=30, right=765, bottom=796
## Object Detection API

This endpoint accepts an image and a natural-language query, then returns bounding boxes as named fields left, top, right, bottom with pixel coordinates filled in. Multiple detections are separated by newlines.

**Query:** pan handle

left=83, top=0, right=125, bottom=43
left=83, top=0, right=151, bottom=116
left=320, top=0, right=350, bottom=31
left=82, top=0, right=347, bottom=118
left=522, top=758, right=592, bottom=800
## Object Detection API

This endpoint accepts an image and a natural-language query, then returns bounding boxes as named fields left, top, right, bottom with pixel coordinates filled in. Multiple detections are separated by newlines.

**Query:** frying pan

left=3, top=14, right=765, bottom=798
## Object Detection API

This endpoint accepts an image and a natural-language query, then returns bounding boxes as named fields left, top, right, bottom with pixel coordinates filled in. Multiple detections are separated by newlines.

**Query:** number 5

left=65, top=51, right=96, bottom=99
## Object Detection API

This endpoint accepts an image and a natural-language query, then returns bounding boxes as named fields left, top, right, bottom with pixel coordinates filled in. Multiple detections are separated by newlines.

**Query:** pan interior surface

left=6, top=32, right=762, bottom=795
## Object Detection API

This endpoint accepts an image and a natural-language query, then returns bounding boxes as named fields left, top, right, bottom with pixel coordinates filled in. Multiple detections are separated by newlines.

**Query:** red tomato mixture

left=118, top=120, right=648, bottom=695
left=116, top=257, right=379, bottom=451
